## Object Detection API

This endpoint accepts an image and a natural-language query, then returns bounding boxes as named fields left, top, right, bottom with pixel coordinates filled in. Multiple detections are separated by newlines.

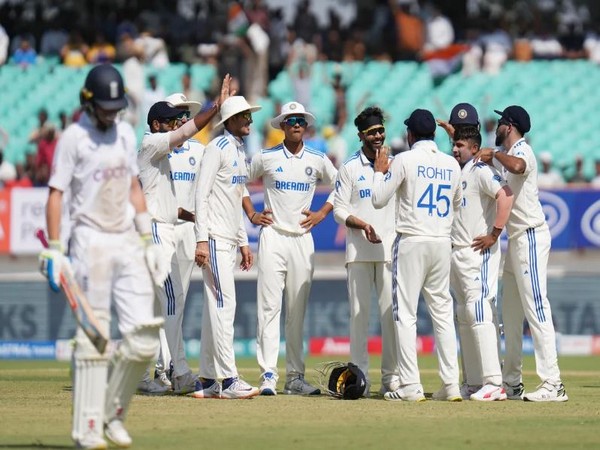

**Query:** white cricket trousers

left=502, top=225, right=562, bottom=385
left=347, top=261, right=399, bottom=388
left=392, top=235, right=459, bottom=387
left=200, top=237, right=240, bottom=380
left=155, top=221, right=195, bottom=377
left=451, top=244, right=502, bottom=386
left=70, top=225, right=156, bottom=334
left=256, top=226, right=314, bottom=381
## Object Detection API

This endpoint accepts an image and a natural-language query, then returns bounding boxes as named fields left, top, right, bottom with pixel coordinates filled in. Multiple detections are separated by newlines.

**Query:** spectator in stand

left=136, top=29, right=170, bottom=69
left=34, top=125, right=58, bottom=187
left=530, top=24, right=563, bottom=59
left=180, top=71, right=206, bottom=105
left=12, top=38, right=37, bottom=67
left=559, top=21, right=588, bottom=59
left=120, top=33, right=145, bottom=127
left=291, top=62, right=312, bottom=110
left=0, top=150, right=17, bottom=189
left=331, top=73, right=347, bottom=131
left=0, top=22, right=9, bottom=65
left=267, top=8, right=288, bottom=80
left=86, top=31, right=116, bottom=64
left=292, top=0, right=320, bottom=51
left=58, top=111, right=69, bottom=132
left=567, top=154, right=590, bottom=185
left=590, top=159, right=600, bottom=188
left=29, top=109, right=51, bottom=145
left=320, top=9, right=345, bottom=62
left=61, top=30, right=89, bottom=68
left=391, top=1, right=424, bottom=61
left=322, top=125, right=347, bottom=168
left=537, top=152, right=565, bottom=189
left=142, top=74, right=165, bottom=128
left=40, top=19, right=69, bottom=58
left=246, top=0, right=270, bottom=32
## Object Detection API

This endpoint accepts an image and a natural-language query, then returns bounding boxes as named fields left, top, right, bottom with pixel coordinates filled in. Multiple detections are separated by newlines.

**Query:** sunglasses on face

left=363, top=126, right=385, bottom=136
left=498, top=118, right=512, bottom=127
left=283, top=117, right=308, bottom=127
left=237, top=111, right=252, bottom=121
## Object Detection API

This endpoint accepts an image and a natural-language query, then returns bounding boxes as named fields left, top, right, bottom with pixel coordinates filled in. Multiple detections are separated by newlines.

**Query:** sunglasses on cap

left=162, top=111, right=191, bottom=125
left=363, top=126, right=385, bottom=136
left=283, top=117, right=308, bottom=127
left=498, top=118, right=513, bottom=127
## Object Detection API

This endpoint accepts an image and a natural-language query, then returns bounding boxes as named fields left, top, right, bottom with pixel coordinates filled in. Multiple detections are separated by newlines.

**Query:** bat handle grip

left=36, top=229, right=50, bottom=249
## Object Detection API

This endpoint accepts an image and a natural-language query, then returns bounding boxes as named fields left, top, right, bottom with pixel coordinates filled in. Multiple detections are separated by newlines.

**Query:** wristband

left=251, top=212, right=257, bottom=223
left=48, top=240, right=63, bottom=252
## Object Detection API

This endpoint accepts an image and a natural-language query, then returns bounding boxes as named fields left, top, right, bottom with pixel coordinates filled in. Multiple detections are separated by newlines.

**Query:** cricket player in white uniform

left=372, top=109, right=463, bottom=402
left=333, top=106, right=400, bottom=396
left=242, top=101, right=337, bottom=396
left=40, top=64, right=169, bottom=449
left=450, top=126, right=513, bottom=401
left=192, top=96, right=260, bottom=400
left=476, top=105, right=567, bottom=402
left=138, top=79, right=230, bottom=395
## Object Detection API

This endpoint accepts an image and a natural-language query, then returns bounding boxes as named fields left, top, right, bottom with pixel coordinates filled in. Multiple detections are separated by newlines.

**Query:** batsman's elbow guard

left=316, top=362, right=367, bottom=400
left=39, top=249, right=64, bottom=292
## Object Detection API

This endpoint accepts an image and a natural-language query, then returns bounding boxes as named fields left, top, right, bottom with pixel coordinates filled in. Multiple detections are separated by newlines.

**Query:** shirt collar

left=282, top=141, right=304, bottom=159
left=224, top=129, right=245, bottom=150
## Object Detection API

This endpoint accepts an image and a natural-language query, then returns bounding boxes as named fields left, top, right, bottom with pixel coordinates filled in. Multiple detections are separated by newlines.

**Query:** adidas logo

left=233, top=161, right=238, bottom=167
left=276, top=166, right=283, bottom=173
left=474, top=276, right=479, bottom=281
left=358, top=175, right=365, bottom=181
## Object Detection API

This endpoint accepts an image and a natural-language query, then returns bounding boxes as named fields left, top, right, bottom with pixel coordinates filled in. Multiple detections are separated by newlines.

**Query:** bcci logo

left=462, top=181, right=467, bottom=189
left=581, top=199, right=600, bottom=246
left=189, top=157, right=196, bottom=166
left=305, top=167, right=313, bottom=176
left=539, top=191, right=569, bottom=238
left=458, top=109, right=467, bottom=119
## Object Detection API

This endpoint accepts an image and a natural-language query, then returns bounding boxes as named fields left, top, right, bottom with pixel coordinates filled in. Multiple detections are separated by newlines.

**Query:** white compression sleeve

left=168, top=119, right=199, bottom=149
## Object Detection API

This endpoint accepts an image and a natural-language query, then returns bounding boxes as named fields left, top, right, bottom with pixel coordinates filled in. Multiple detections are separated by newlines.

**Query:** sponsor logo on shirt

left=171, top=171, right=196, bottom=181
left=93, top=164, right=128, bottom=181
left=275, top=180, right=310, bottom=192
left=232, top=175, right=247, bottom=184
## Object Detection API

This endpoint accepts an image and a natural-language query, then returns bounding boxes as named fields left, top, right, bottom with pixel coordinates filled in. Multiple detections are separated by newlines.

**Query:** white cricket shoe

left=154, top=370, right=172, bottom=388
left=502, top=382, right=525, bottom=400
left=259, top=372, right=278, bottom=396
left=384, top=384, right=426, bottom=402
left=460, top=383, right=481, bottom=400
left=283, top=376, right=321, bottom=396
left=75, top=434, right=107, bottom=450
left=191, top=379, right=222, bottom=399
left=137, top=379, right=170, bottom=396
left=173, top=371, right=198, bottom=395
left=432, top=384, right=462, bottom=402
left=221, top=377, right=260, bottom=399
left=523, top=381, right=568, bottom=402
left=379, top=378, right=401, bottom=396
left=104, top=419, right=132, bottom=448
left=470, top=384, right=507, bottom=402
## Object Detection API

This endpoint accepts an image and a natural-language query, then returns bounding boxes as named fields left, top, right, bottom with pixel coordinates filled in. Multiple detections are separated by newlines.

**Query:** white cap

left=164, top=93, right=202, bottom=116
left=539, top=151, right=553, bottom=163
left=270, top=101, right=316, bottom=128
left=216, top=96, right=261, bottom=126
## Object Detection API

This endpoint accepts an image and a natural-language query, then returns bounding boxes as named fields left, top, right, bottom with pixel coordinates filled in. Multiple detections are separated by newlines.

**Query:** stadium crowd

left=1, top=0, right=600, bottom=189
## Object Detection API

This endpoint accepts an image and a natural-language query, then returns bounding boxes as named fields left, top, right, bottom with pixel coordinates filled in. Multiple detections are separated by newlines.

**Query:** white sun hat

left=164, top=93, right=202, bottom=116
left=216, top=96, right=262, bottom=126
left=270, top=101, right=316, bottom=128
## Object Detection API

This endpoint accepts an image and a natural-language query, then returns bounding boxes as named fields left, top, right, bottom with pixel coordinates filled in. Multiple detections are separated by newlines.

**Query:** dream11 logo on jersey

left=539, top=191, right=570, bottom=239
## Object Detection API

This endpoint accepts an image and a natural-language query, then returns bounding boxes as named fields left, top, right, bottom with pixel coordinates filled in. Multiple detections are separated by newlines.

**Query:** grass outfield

left=1, top=355, right=599, bottom=449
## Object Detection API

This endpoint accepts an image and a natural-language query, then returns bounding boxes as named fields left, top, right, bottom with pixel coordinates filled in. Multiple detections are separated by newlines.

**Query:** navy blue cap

left=494, top=105, right=531, bottom=134
left=449, top=103, right=479, bottom=126
left=147, top=101, right=186, bottom=127
left=404, top=109, right=436, bottom=135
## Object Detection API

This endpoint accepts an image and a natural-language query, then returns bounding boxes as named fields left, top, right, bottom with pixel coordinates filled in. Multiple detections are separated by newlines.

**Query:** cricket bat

left=36, top=229, right=108, bottom=354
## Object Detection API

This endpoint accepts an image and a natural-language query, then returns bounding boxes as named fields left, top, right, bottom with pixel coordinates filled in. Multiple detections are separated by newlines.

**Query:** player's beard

left=495, top=128, right=507, bottom=147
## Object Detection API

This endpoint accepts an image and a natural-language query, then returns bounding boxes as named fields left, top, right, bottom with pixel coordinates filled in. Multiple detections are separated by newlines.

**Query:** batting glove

left=39, top=240, right=64, bottom=293
left=142, top=235, right=169, bottom=287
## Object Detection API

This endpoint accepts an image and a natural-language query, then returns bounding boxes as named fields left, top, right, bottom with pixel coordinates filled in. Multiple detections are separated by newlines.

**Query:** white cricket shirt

left=49, top=113, right=138, bottom=232
left=168, top=138, right=204, bottom=215
left=495, top=138, right=546, bottom=237
left=248, top=142, right=337, bottom=235
left=452, top=159, right=507, bottom=247
left=334, top=150, right=395, bottom=263
left=372, top=140, right=462, bottom=238
left=195, top=131, right=248, bottom=245
left=138, top=131, right=179, bottom=224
